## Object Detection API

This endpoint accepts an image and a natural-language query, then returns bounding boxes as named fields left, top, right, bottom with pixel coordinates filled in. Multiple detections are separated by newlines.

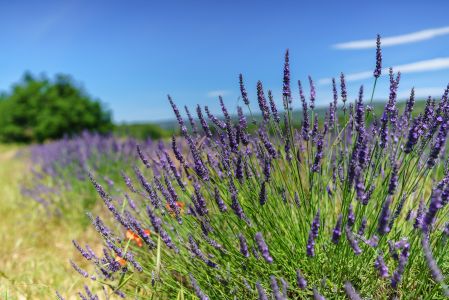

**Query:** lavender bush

left=22, top=131, right=155, bottom=218
left=64, top=36, right=449, bottom=298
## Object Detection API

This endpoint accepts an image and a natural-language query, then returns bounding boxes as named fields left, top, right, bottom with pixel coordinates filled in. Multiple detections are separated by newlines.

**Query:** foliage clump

left=0, top=72, right=112, bottom=143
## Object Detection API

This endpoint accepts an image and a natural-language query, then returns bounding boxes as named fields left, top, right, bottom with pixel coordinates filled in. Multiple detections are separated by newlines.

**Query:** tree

left=0, top=72, right=112, bottom=143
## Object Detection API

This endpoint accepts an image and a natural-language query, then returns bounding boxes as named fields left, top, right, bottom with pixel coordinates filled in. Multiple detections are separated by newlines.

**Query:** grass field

left=0, top=145, right=102, bottom=299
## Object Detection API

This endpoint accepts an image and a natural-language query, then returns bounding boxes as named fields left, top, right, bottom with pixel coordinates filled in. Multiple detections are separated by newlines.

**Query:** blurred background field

left=0, top=144, right=100, bottom=299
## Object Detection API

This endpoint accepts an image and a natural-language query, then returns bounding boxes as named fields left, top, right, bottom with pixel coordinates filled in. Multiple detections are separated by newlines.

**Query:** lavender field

left=5, top=2, right=449, bottom=298
left=2, top=33, right=449, bottom=299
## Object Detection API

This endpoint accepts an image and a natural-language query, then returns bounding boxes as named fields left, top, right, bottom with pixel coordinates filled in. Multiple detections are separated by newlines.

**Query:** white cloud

left=397, top=87, right=445, bottom=99
left=333, top=26, right=449, bottom=49
left=319, top=57, right=449, bottom=85
left=207, top=90, right=231, bottom=98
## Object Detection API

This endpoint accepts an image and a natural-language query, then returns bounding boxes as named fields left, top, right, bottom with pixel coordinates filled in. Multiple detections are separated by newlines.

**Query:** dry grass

left=0, top=145, right=104, bottom=299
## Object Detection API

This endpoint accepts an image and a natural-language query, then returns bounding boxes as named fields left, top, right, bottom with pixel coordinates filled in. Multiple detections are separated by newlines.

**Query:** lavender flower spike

left=309, top=76, right=316, bottom=110
left=239, top=74, right=250, bottom=105
left=422, top=233, right=449, bottom=296
left=422, top=189, right=443, bottom=233
left=378, top=196, right=392, bottom=235
left=214, top=187, right=227, bottom=212
left=270, top=276, right=283, bottom=300
left=282, top=49, right=291, bottom=102
left=332, top=214, right=343, bottom=244
left=373, top=34, right=382, bottom=78
left=189, top=274, right=209, bottom=300
left=344, top=281, right=362, bottom=300
left=345, top=226, right=362, bottom=255
left=296, top=270, right=307, bottom=289
left=256, top=282, right=269, bottom=300
left=428, top=120, right=449, bottom=168
left=374, top=254, right=389, bottom=278
left=257, top=81, right=270, bottom=121
left=238, top=233, right=250, bottom=258
left=255, top=232, right=273, bottom=263
left=307, top=210, right=320, bottom=256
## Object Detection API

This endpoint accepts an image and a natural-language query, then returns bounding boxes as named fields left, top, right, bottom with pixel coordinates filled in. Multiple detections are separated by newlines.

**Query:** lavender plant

left=63, top=36, right=449, bottom=298
left=22, top=131, right=154, bottom=218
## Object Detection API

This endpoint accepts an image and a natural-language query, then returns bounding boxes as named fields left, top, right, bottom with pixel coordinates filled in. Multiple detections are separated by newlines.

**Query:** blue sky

left=1, top=0, right=449, bottom=122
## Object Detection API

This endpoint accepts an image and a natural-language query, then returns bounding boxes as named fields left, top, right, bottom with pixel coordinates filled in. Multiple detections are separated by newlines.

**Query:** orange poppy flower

left=115, top=255, right=126, bottom=266
left=125, top=229, right=151, bottom=247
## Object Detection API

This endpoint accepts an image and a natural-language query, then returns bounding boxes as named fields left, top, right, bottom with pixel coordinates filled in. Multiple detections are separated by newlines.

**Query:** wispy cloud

left=319, top=57, right=449, bottom=85
left=207, top=90, right=231, bottom=98
left=333, top=26, right=449, bottom=49
left=397, top=87, right=446, bottom=99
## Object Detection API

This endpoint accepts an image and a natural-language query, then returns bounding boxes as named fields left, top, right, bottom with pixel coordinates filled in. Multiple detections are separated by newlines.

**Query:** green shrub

left=0, top=72, right=112, bottom=143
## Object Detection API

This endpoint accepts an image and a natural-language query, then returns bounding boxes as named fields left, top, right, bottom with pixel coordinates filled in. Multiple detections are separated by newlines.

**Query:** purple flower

left=299, top=80, right=310, bottom=141
left=185, top=134, right=209, bottom=180
left=404, top=116, right=421, bottom=153
left=378, top=196, right=392, bottom=235
left=388, top=162, right=398, bottom=195
left=414, top=199, right=425, bottom=229
left=229, top=180, right=249, bottom=222
left=259, top=128, right=278, bottom=159
left=404, top=87, right=415, bottom=120
left=268, top=90, right=280, bottom=124
left=282, top=49, right=291, bottom=102
left=205, top=106, right=226, bottom=130
left=219, top=96, right=238, bottom=153
left=263, top=158, right=271, bottom=181
left=73, top=240, right=93, bottom=261
left=146, top=205, right=179, bottom=253
left=332, top=214, right=343, bottom=244
left=344, top=281, right=362, bottom=300
left=379, top=110, right=389, bottom=149
left=238, top=233, right=249, bottom=258
left=307, top=210, right=320, bottom=256
left=428, top=120, right=449, bottom=168
left=171, top=136, right=185, bottom=165
left=340, top=73, right=347, bottom=107
left=423, top=189, right=443, bottom=233
left=373, top=34, right=382, bottom=78
left=70, top=259, right=88, bottom=278
left=239, top=74, right=250, bottom=106
left=134, top=166, right=161, bottom=208
left=196, top=105, right=212, bottom=138
left=189, top=274, right=209, bottom=300
left=311, top=134, right=324, bottom=172
left=168, top=95, right=187, bottom=135
left=389, top=193, right=407, bottom=229
left=345, top=226, right=362, bottom=255
left=374, top=254, right=389, bottom=278
left=308, top=76, right=316, bottom=110
left=259, top=181, right=267, bottom=205
left=270, top=276, right=283, bottom=300
left=391, top=249, right=409, bottom=289
left=256, top=282, right=268, bottom=300
left=296, top=270, right=307, bottom=289
left=358, top=217, right=367, bottom=236
left=347, top=204, right=355, bottom=227
left=422, top=233, right=449, bottom=296
left=184, top=106, right=198, bottom=135
left=213, top=187, right=227, bottom=212
left=56, top=291, right=65, bottom=300
left=257, top=81, right=270, bottom=121
left=255, top=232, right=273, bottom=263
left=332, top=77, right=338, bottom=110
